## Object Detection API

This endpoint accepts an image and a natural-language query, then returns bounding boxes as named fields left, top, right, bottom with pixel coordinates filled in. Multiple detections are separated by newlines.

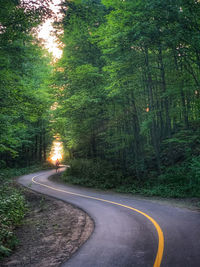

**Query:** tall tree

left=0, top=0, right=53, bottom=167
left=54, top=0, right=200, bottom=182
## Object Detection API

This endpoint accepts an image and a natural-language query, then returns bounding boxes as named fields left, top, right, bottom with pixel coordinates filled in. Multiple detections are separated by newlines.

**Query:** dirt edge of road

left=1, top=185, right=94, bottom=267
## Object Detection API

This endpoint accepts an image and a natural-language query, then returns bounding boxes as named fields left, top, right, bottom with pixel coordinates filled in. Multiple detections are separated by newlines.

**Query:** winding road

left=18, top=168, right=200, bottom=267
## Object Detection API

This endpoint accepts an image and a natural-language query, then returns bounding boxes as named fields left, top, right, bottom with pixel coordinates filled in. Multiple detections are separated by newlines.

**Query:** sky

left=37, top=0, right=63, bottom=59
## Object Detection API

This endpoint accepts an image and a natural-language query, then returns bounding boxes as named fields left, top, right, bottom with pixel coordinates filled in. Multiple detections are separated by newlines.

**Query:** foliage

left=116, top=156, right=200, bottom=198
left=0, top=0, right=55, bottom=258
left=0, top=164, right=51, bottom=183
left=0, top=185, right=26, bottom=259
left=61, top=156, right=200, bottom=198
left=0, top=0, right=54, bottom=168
left=52, top=0, right=200, bottom=197
left=1, top=0, right=200, bottom=203
left=0, top=164, right=53, bottom=259
left=62, top=159, right=123, bottom=189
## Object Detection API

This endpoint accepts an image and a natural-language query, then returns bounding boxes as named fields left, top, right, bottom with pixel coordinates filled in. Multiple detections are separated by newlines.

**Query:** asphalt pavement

left=18, top=168, right=200, bottom=267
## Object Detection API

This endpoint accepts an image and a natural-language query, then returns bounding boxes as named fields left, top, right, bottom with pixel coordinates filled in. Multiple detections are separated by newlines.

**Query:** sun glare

left=49, top=140, right=63, bottom=163
left=37, top=0, right=63, bottom=59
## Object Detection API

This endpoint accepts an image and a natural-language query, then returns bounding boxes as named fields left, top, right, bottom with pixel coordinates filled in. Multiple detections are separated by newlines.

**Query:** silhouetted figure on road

left=55, top=159, right=60, bottom=173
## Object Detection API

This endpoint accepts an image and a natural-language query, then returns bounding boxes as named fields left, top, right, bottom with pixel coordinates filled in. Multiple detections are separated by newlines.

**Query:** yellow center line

left=32, top=174, right=164, bottom=267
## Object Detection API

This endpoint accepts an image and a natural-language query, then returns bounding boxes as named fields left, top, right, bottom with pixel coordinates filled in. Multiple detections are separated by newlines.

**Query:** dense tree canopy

left=0, top=0, right=53, bottom=167
left=1, top=0, right=200, bottom=196
left=53, top=0, right=200, bottom=193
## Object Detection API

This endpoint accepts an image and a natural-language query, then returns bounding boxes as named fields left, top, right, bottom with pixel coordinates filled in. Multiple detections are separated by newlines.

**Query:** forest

left=1, top=0, right=200, bottom=197
left=53, top=0, right=200, bottom=197
left=1, top=0, right=200, bottom=259
left=0, top=0, right=53, bottom=168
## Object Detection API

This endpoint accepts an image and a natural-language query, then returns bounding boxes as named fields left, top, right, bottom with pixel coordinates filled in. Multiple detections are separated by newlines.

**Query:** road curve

left=18, top=168, right=200, bottom=267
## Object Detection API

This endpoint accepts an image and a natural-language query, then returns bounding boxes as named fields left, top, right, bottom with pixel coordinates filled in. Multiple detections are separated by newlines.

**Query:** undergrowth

left=0, top=185, right=27, bottom=258
left=62, top=157, right=200, bottom=199
left=0, top=164, right=51, bottom=259
left=62, top=159, right=123, bottom=189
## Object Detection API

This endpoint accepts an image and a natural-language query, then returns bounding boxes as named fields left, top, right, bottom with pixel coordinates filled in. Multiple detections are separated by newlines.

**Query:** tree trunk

left=158, top=45, right=171, bottom=137
left=144, top=47, right=161, bottom=172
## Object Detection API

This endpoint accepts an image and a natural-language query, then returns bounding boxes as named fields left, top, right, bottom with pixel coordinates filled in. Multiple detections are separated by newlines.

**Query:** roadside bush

left=0, top=185, right=27, bottom=259
left=189, top=156, right=200, bottom=185
left=62, top=159, right=123, bottom=189
left=95, top=156, right=200, bottom=198
left=0, top=164, right=52, bottom=183
left=144, top=156, right=200, bottom=198
left=61, top=157, right=200, bottom=198
left=0, top=165, right=47, bottom=259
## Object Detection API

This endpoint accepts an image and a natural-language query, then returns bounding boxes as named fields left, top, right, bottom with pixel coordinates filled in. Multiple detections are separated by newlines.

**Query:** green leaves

left=0, top=1, right=53, bottom=167
left=0, top=184, right=27, bottom=258
left=49, top=0, right=200, bottom=188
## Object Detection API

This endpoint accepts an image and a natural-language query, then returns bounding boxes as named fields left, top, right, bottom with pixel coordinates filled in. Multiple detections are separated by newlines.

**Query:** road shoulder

left=1, top=187, right=94, bottom=267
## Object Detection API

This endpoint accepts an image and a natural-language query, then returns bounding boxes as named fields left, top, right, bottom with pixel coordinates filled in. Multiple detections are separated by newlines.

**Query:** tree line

left=0, top=0, right=53, bottom=168
left=53, top=0, right=200, bottom=189
left=1, top=0, right=200, bottom=195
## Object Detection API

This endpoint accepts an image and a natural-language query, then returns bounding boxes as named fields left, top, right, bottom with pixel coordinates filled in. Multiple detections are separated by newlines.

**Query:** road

left=18, top=168, right=200, bottom=267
